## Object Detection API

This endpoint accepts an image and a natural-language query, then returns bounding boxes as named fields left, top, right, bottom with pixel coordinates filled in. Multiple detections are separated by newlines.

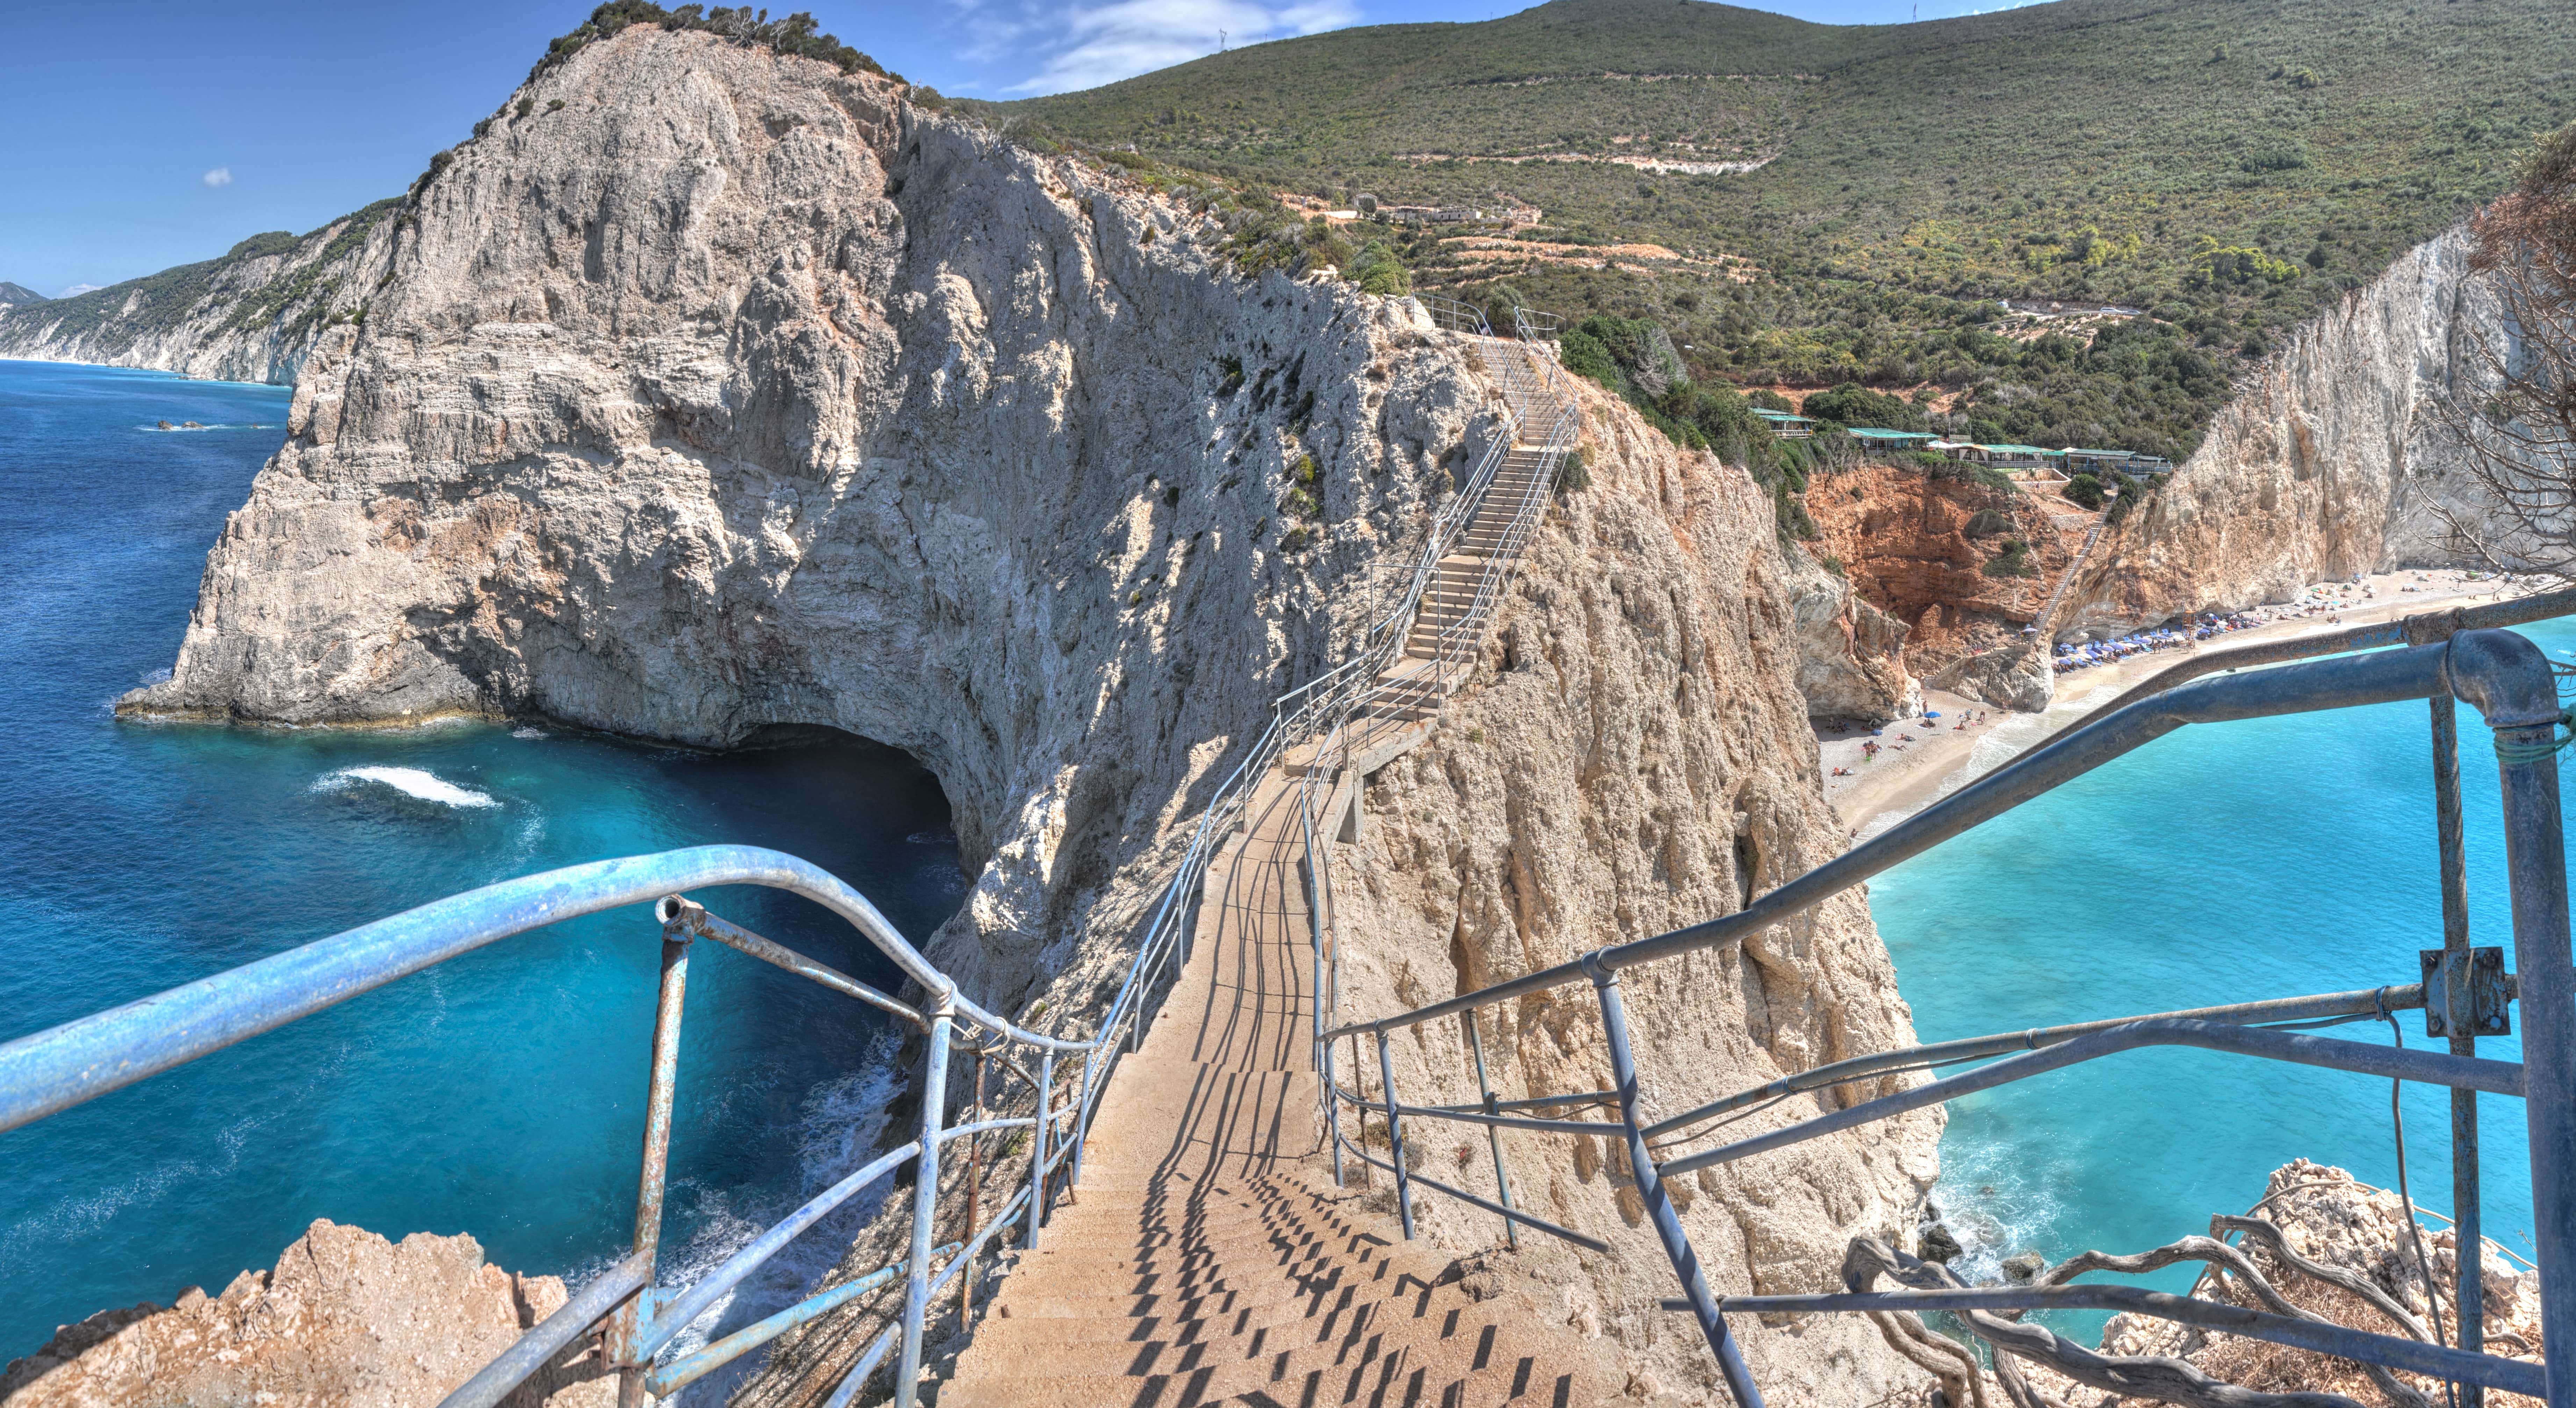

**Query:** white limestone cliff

left=2063, top=226, right=2516, bottom=635
left=97, top=24, right=1936, bottom=1405
left=0, top=207, right=399, bottom=386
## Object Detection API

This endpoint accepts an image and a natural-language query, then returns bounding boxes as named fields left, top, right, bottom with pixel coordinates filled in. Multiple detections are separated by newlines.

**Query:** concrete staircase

left=2034, top=520, right=2106, bottom=635
left=1353, top=431, right=1556, bottom=746
left=942, top=771, right=1620, bottom=1407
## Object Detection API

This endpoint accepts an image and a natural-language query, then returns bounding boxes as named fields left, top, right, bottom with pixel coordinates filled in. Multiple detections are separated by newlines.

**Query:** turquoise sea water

left=0, top=361, right=962, bottom=1385
left=1873, top=628, right=2573, bottom=1327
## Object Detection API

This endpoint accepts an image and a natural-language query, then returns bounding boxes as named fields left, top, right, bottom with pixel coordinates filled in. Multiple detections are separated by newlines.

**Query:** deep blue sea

left=6, top=357, right=2564, bottom=1376
left=1874, top=628, right=2573, bottom=1331
left=0, top=361, right=962, bottom=1389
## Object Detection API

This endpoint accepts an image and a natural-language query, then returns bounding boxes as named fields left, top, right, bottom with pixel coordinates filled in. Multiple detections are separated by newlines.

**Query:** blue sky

left=1, top=0, right=2036, bottom=298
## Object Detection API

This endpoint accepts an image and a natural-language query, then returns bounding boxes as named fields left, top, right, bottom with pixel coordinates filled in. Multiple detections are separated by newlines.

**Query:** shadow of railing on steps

left=1302, top=593, right=2576, bottom=1408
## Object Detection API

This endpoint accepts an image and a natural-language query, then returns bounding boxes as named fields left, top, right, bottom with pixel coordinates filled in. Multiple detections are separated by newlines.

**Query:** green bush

left=529, top=3, right=888, bottom=87
left=2064, top=473, right=2106, bottom=510
left=1983, top=539, right=2038, bottom=578
left=1802, top=381, right=1928, bottom=432
left=1554, top=445, right=1591, bottom=494
left=1775, top=482, right=1821, bottom=543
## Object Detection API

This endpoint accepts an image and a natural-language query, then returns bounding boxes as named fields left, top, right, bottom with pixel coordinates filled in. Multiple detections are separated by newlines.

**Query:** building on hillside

left=1939, top=441, right=2055, bottom=469
left=1975, top=443, right=2057, bottom=470
left=2064, top=448, right=2177, bottom=477
left=1844, top=426, right=1936, bottom=453
left=1752, top=408, right=1814, bottom=439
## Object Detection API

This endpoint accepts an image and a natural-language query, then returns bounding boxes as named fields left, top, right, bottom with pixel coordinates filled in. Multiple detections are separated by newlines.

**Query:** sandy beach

left=1819, top=568, right=2558, bottom=839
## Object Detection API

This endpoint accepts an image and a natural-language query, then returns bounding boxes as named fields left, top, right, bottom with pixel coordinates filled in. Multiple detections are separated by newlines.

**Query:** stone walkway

left=943, top=768, right=1619, bottom=1406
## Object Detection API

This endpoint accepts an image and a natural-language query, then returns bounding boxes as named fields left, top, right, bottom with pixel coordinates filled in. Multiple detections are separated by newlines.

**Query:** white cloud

left=988, top=0, right=1361, bottom=95
left=59, top=283, right=101, bottom=297
left=201, top=166, right=232, bottom=188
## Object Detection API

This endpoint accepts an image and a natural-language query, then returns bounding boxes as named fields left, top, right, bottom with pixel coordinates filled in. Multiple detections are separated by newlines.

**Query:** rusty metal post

left=2432, top=693, right=2485, bottom=1408
left=612, top=922, right=693, bottom=1408
left=1029, top=1049, right=1054, bottom=1250
left=1069, top=1048, right=1094, bottom=1190
left=1589, top=956, right=1763, bottom=1408
left=1348, top=1032, right=1368, bottom=1183
left=2449, top=630, right=2575, bottom=1408
left=959, top=1050, right=985, bottom=1322
left=894, top=1002, right=952, bottom=1408
left=1375, top=1029, right=1417, bottom=1239
left=1325, top=1032, right=1346, bottom=1188
left=1462, top=1010, right=1518, bottom=1250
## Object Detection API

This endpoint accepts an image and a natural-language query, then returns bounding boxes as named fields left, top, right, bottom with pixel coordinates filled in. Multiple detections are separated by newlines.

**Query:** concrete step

left=942, top=1330, right=1605, bottom=1408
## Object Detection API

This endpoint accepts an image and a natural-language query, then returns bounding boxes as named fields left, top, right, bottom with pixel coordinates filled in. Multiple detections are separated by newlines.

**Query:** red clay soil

left=1805, top=462, right=2095, bottom=674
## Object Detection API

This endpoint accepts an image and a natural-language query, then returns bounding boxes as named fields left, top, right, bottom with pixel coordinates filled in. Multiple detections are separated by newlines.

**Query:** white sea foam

left=569, top=1029, right=910, bottom=1404
left=313, top=765, right=499, bottom=809
left=1926, top=1105, right=2070, bottom=1289
left=512, top=726, right=549, bottom=740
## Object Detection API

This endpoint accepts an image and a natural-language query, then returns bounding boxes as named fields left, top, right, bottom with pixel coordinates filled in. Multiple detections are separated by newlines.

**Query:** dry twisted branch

left=1844, top=1238, right=2377, bottom=1408
left=1866, top=1307, right=1990, bottom=1408
left=2212, top=1214, right=2430, bottom=1342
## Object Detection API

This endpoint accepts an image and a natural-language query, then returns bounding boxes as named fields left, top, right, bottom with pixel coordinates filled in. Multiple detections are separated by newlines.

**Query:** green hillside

left=0, top=282, right=45, bottom=306
left=989, top=0, right=2574, bottom=460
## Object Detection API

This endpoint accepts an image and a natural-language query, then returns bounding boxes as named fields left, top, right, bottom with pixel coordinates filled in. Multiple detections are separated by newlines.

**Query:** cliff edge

left=2064, top=225, right=2514, bottom=635
left=95, top=22, right=1936, bottom=1406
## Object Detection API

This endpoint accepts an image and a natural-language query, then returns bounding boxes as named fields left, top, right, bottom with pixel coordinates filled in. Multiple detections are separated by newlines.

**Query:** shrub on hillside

left=1803, top=381, right=1929, bottom=433
left=2064, top=473, right=2106, bottom=510
left=531, top=3, right=889, bottom=87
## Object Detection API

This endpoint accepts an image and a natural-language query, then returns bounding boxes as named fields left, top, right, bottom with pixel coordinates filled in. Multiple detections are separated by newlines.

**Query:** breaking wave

left=312, top=765, right=499, bottom=809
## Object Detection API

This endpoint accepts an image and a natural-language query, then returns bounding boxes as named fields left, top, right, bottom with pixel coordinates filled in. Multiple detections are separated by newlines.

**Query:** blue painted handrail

left=0, top=843, right=1143, bottom=1408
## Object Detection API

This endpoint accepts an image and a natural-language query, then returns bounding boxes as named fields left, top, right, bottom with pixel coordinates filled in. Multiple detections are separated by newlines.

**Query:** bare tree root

left=2037, top=1235, right=2432, bottom=1408
left=1866, top=1307, right=1992, bottom=1408
left=1842, top=1238, right=2375, bottom=1408
left=2213, top=1214, right=2430, bottom=1341
left=1991, top=1348, right=2074, bottom=1408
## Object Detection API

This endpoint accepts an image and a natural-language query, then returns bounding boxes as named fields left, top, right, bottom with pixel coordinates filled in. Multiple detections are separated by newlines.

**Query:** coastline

left=1820, top=569, right=2550, bottom=840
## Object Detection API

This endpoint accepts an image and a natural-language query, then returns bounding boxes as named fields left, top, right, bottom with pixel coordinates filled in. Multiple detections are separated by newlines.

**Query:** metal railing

left=1414, top=292, right=1493, bottom=336
left=0, top=297, right=1569, bottom=1407
left=1303, top=594, right=2576, bottom=1408
left=0, top=841, right=1181, bottom=1408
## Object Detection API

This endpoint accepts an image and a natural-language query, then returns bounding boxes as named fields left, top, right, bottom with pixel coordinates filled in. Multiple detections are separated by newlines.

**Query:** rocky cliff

left=1806, top=461, right=2085, bottom=676
left=92, top=21, right=1935, bottom=1405
left=2061, top=226, right=2514, bottom=635
left=0, top=204, right=400, bottom=386
left=0, top=1221, right=608, bottom=1406
left=117, top=27, right=1505, bottom=1017
left=1324, top=376, right=1944, bottom=1403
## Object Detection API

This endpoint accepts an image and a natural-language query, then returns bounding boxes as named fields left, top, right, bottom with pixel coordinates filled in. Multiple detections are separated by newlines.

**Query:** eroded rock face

left=1327, top=378, right=1944, bottom=1404
left=97, top=25, right=1936, bottom=1406
left=2064, top=226, right=2515, bottom=634
left=1805, top=462, right=2077, bottom=678
left=1788, top=548, right=1922, bottom=724
left=0, top=1221, right=609, bottom=1407
left=116, top=27, right=1494, bottom=1015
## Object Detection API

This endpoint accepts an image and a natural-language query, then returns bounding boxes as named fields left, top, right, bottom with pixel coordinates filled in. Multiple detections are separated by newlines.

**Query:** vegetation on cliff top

left=531, top=4, right=891, bottom=85
left=0, top=201, right=400, bottom=364
left=989, top=0, right=2575, bottom=462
